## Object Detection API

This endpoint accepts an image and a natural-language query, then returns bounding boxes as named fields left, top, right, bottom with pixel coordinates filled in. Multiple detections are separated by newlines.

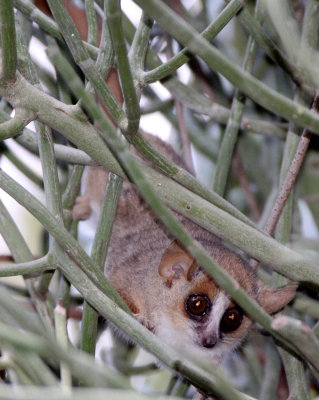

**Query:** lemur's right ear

left=257, top=281, right=297, bottom=313
left=158, top=241, right=198, bottom=287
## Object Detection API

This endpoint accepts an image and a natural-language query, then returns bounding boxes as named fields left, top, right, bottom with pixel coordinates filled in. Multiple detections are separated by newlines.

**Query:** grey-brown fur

left=72, top=133, right=296, bottom=361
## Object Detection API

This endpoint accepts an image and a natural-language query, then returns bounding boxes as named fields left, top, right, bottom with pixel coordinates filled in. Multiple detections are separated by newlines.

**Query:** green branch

left=85, top=0, right=98, bottom=47
left=213, top=0, right=262, bottom=196
left=0, top=0, right=17, bottom=83
left=0, top=108, right=34, bottom=140
left=106, top=0, right=140, bottom=134
left=81, top=173, right=123, bottom=355
left=0, top=256, right=52, bottom=277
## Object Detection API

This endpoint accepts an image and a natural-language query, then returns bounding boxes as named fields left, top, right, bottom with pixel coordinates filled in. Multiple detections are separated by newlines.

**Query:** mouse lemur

left=72, top=133, right=296, bottom=363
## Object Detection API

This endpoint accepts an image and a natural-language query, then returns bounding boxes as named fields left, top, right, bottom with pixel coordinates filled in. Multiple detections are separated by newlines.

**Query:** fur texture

left=72, top=133, right=296, bottom=362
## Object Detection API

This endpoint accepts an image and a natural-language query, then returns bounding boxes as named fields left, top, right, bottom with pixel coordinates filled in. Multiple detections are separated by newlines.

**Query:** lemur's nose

left=202, top=335, right=218, bottom=348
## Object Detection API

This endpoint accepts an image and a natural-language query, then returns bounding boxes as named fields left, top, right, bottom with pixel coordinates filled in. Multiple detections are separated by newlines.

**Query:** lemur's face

left=156, top=240, right=296, bottom=362
left=156, top=268, right=254, bottom=362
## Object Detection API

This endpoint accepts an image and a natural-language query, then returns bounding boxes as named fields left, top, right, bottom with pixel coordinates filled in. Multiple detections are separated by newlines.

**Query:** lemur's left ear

left=158, top=240, right=198, bottom=287
left=257, top=281, right=297, bottom=313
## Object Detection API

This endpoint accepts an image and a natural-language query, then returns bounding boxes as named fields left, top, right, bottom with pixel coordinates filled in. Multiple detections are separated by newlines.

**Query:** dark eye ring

left=185, top=293, right=210, bottom=318
left=220, top=307, right=243, bottom=333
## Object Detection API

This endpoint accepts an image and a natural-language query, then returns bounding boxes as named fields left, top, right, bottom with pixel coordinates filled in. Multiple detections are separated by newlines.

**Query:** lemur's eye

left=185, top=294, right=210, bottom=318
left=220, top=307, right=243, bottom=333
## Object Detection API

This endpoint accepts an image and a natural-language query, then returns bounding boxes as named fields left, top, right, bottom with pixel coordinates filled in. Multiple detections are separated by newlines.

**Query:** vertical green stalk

left=259, top=339, right=281, bottom=400
left=62, top=165, right=85, bottom=229
left=106, top=0, right=140, bottom=135
left=36, top=123, right=64, bottom=296
left=81, top=173, right=123, bottom=355
left=81, top=0, right=114, bottom=104
left=94, top=0, right=114, bottom=79
left=55, top=303, right=72, bottom=391
left=129, top=12, right=153, bottom=86
left=2, top=144, right=43, bottom=188
left=85, top=0, right=98, bottom=47
left=17, top=9, right=65, bottom=300
left=0, top=0, right=17, bottom=83
left=213, top=0, right=263, bottom=196
left=279, top=348, right=310, bottom=400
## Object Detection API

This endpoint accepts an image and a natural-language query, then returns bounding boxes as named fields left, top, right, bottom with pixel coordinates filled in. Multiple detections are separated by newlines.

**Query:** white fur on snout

left=204, top=293, right=230, bottom=340
left=155, top=292, right=235, bottom=364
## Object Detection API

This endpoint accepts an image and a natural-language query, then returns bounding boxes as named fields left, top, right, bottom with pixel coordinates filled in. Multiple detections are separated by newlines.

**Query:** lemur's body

left=73, top=133, right=296, bottom=363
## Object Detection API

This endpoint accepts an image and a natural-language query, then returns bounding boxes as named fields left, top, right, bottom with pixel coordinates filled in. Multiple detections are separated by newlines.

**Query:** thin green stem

left=271, top=315, right=319, bottom=373
left=0, top=0, right=17, bottom=83
left=0, top=198, right=34, bottom=263
left=93, top=1, right=114, bottom=79
left=115, top=362, right=158, bottom=376
left=172, top=378, right=190, bottom=397
left=81, top=0, right=114, bottom=105
left=106, top=0, right=140, bottom=134
left=129, top=13, right=153, bottom=80
left=81, top=173, right=123, bottom=355
left=62, top=166, right=84, bottom=210
left=38, top=124, right=64, bottom=225
left=85, top=0, right=98, bottom=47
left=142, top=0, right=244, bottom=84
left=213, top=0, right=262, bottom=196
left=7, top=350, right=59, bottom=386
left=0, top=108, right=33, bottom=140
left=259, top=339, right=281, bottom=400
left=279, top=347, right=310, bottom=400
left=1, top=143, right=43, bottom=188
left=54, top=303, right=72, bottom=390
left=0, top=284, right=44, bottom=335
left=0, top=256, right=53, bottom=277
left=292, top=293, right=319, bottom=319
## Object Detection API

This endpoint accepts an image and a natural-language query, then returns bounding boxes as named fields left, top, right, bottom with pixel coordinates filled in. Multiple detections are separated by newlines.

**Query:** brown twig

left=263, top=94, right=319, bottom=236
left=175, top=100, right=195, bottom=174
left=163, top=31, right=195, bottom=173
left=232, top=150, right=261, bottom=222
left=251, top=93, right=318, bottom=270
